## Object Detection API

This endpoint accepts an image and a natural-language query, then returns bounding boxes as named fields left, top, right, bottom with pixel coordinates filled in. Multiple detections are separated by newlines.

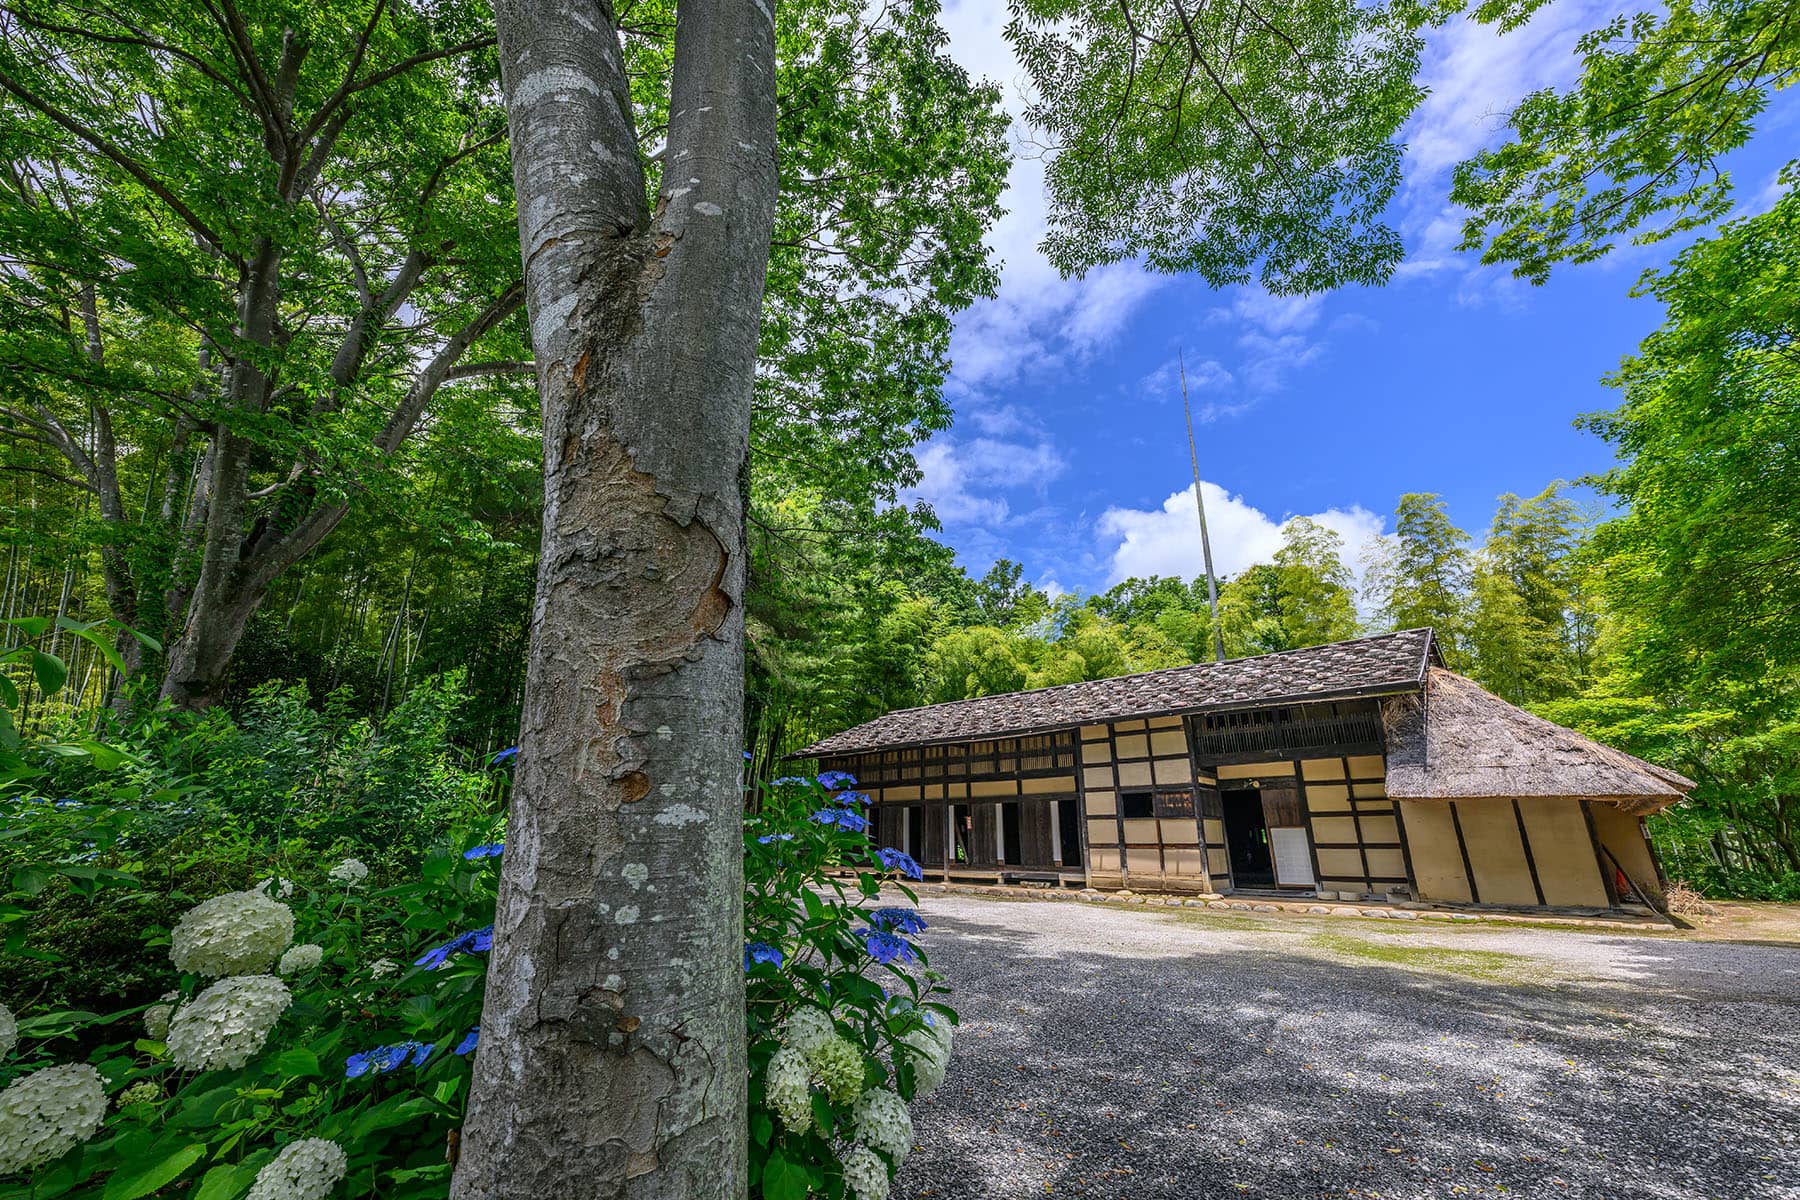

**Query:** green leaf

left=31, top=649, right=67, bottom=695
left=750, top=1111, right=773, bottom=1146
left=103, top=1142, right=206, bottom=1200
left=350, top=1097, right=439, bottom=1139
left=0, top=673, right=17, bottom=708
left=11, top=865, right=50, bottom=896
left=760, top=1149, right=810, bottom=1200
left=190, top=1163, right=253, bottom=1200
left=74, top=626, right=128, bottom=674
left=273, top=1048, right=321, bottom=1077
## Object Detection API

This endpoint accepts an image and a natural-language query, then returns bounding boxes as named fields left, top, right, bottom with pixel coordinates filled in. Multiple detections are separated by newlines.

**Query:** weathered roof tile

left=793, top=628, right=1436, bottom=757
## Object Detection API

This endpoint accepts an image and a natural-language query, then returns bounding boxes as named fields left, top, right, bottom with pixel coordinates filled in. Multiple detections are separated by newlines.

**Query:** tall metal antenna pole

left=1180, top=351, right=1225, bottom=662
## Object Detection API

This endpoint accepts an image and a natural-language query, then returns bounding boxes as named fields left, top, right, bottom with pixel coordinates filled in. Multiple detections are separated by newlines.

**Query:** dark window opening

left=907, top=806, right=925, bottom=859
left=1121, top=791, right=1154, bottom=820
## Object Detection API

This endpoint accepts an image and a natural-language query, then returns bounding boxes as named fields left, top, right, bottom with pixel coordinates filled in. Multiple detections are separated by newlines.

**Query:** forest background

left=1, top=0, right=1796, bottom=902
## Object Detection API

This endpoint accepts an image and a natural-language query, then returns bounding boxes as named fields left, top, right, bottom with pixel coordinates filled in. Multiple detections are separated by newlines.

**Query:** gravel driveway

left=895, top=894, right=1800, bottom=1200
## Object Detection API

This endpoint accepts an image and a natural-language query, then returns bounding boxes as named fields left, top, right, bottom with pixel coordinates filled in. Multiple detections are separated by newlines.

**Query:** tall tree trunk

left=453, top=1, right=778, bottom=1197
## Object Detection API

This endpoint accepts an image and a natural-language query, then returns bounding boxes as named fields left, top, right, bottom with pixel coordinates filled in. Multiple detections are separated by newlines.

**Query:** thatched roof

left=1383, top=668, right=1694, bottom=814
left=794, top=628, right=1437, bottom=758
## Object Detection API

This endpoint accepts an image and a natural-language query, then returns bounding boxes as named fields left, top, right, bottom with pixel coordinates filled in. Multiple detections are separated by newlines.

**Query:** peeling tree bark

left=453, top=1, right=778, bottom=1197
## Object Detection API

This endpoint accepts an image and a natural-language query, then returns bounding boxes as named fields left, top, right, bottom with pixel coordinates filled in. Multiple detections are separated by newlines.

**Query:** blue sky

left=914, top=3, right=1795, bottom=599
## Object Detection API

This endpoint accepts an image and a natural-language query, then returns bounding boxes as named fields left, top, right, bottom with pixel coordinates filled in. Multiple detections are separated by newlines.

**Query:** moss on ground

left=1305, top=932, right=1540, bottom=982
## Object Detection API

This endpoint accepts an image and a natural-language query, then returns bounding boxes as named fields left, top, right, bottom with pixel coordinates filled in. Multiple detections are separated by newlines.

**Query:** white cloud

left=937, top=2, right=1168, bottom=391
left=903, top=435, right=1067, bottom=527
left=1097, top=483, right=1385, bottom=592
left=1138, top=357, right=1234, bottom=405
left=1221, top=287, right=1325, bottom=334
left=1397, top=5, right=1622, bottom=286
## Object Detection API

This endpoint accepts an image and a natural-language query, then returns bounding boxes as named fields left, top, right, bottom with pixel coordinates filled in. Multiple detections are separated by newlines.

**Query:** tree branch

left=445, top=359, right=534, bottom=381
left=0, top=66, right=233, bottom=256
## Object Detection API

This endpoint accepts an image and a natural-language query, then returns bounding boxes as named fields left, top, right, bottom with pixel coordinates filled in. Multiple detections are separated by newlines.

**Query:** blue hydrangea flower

left=347, top=1040, right=432, bottom=1078
left=743, top=750, right=753, bottom=760
left=868, top=907, right=927, bottom=935
left=454, top=1027, right=480, bottom=1056
left=811, top=807, right=870, bottom=833
left=415, top=924, right=496, bottom=970
left=743, top=941, right=783, bottom=971
left=489, top=746, right=519, bottom=766
left=856, top=927, right=917, bottom=965
left=756, top=832, right=795, bottom=844
left=816, top=770, right=858, bottom=790
left=770, top=775, right=808, bottom=787
left=837, top=791, right=872, bottom=806
left=875, top=847, right=923, bottom=880
left=463, top=843, right=504, bottom=860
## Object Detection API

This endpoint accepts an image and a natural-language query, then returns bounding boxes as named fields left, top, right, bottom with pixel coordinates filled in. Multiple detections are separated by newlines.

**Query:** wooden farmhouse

left=795, top=629, right=1692, bottom=912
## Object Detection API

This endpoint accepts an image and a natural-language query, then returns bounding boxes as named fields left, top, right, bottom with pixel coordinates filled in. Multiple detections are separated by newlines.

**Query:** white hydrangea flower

left=245, top=1136, right=349, bottom=1200
left=166, top=975, right=291, bottom=1071
left=899, top=1018, right=953, bottom=1097
left=143, top=1004, right=175, bottom=1042
left=808, top=1034, right=865, bottom=1104
left=0, top=1063, right=108, bottom=1174
left=765, top=1048, right=812, bottom=1131
left=852, top=1088, right=913, bottom=1165
left=839, top=1143, right=890, bottom=1200
left=116, top=1081, right=160, bottom=1107
left=326, top=859, right=369, bottom=887
left=170, top=889, right=294, bottom=977
left=368, top=958, right=398, bottom=979
left=781, top=1006, right=835, bottom=1056
left=0, top=1002, right=15, bottom=1060
left=277, top=944, right=323, bottom=975
left=258, top=877, right=295, bottom=900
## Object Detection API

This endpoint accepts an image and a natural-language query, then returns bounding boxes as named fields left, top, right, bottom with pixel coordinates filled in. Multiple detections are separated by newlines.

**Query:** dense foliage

left=0, top=641, right=950, bottom=1197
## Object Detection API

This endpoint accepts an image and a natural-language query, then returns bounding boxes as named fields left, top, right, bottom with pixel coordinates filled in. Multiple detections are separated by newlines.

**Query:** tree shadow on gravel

left=896, top=909, right=1800, bottom=1200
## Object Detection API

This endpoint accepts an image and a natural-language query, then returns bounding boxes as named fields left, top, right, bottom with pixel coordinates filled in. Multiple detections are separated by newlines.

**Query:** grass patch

left=1167, top=909, right=1292, bottom=933
left=1306, top=932, right=1540, bottom=983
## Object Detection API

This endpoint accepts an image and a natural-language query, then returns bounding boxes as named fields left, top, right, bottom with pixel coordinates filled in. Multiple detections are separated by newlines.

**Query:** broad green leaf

left=31, top=649, right=67, bottom=696
left=350, top=1097, right=439, bottom=1139
left=103, top=1142, right=206, bottom=1200
left=760, top=1149, right=810, bottom=1200
left=190, top=1163, right=253, bottom=1200
left=273, top=1048, right=321, bottom=1077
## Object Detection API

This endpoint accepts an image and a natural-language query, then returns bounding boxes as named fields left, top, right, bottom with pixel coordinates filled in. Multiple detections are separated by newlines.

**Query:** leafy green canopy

left=1362, top=493, right=1472, bottom=666
left=1450, top=0, right=1800, bottom=282
left=0, top=0, right=1011, bottom=708
left=1585, top=183, right=1800, bottom=693
left=1009, top=0, right=1425, bottom=291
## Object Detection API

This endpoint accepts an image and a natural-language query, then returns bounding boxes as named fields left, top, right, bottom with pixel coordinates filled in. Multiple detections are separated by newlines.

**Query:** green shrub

left=1, top=770, right=954, bottom=1199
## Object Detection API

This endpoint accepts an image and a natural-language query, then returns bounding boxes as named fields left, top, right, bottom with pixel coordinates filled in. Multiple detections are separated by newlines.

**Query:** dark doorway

left=907, top=806, right=925, bottom=860
left=1057, top=798, right=1083, bottom=867
left=1223, top=787, right=1274, bottom=887
left=1000, top=802, right=1022, bottom=865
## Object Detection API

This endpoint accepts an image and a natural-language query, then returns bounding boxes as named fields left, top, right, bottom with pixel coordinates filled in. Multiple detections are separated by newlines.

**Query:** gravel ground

left=895, top=894, right=1800, bottom=1200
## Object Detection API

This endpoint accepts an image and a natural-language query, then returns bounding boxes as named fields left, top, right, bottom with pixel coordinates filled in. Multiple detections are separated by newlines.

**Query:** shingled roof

left=1383, top=667, right=1695, bottom=813
left=794, top=628, right=1438, bottom=758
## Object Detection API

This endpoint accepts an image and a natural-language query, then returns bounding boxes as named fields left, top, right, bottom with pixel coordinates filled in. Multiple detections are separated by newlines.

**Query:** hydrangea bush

left=0, top=840, right=497, bottom=1198
left=0, top=769, right=953, bottom=1198
left=744, top=774, right=955, bottom=1200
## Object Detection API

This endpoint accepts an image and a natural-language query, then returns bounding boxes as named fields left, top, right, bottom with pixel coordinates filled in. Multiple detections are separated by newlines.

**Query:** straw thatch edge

left=1383, top=668, right=1694, bottom=814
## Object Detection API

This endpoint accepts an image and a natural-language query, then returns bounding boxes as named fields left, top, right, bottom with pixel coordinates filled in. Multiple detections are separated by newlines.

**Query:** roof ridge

left=855, top=627, right=1434, bottom=722
left=793, top=627, right=1435, bottom=758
